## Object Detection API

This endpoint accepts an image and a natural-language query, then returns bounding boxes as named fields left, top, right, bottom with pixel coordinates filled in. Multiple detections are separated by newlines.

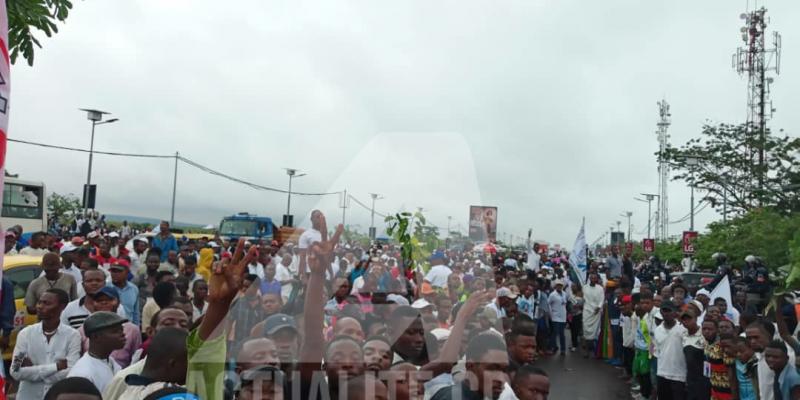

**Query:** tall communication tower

left=732, top=6, right=781, bottom=192
left=655, top=99, right=671, bottom=240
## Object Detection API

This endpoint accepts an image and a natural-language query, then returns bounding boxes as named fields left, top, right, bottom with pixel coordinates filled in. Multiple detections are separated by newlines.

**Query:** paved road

left=535, top=342, right=630, bottom=400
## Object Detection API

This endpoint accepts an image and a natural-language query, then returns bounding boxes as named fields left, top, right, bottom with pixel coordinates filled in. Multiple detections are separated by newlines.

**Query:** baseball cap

left=208, top=241, right=220, bottom=248
left=87, top=231, right=99, bottom=239
left=91, top=286, right=120, bottom=301
left=71, top=237, right=85, bottom=246
left=411, top=299, right=432, bottom=309
left=83, top=311, right=128, bottom=336
left=59, top=243, right=78, bottom=254
left=496, top=287, right=518, bottom=299
left=695, top=288, right=711, bottom=299
left=109, top=259, right=131, bottom=271
left=108, top=232, right=120, bottom=238
left=386, top=294, right=410, bottom=306
left=429, top=251, right=446, bottom=262
left=262, top=313, right=298, bottom=336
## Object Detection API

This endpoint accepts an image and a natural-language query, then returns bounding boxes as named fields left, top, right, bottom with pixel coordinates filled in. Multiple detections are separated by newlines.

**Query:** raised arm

left=199, top=238, right=257, bottom=341
left=422, top=290, right=491, bottom=376
left=299, top=214, right=343, bottom=371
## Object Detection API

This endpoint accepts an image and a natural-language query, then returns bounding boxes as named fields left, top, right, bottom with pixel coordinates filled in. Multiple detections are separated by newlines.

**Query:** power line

left=8, top=137, right=342, bottom=196
left=8, top=138, right=174, bottom=159
left=348, top=194, right=388, bottom=218
left=178, top=156, right=341, bottom=196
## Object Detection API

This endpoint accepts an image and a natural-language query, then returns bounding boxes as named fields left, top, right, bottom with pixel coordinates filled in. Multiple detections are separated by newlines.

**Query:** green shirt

left=186, top=328, right=227, bottom=400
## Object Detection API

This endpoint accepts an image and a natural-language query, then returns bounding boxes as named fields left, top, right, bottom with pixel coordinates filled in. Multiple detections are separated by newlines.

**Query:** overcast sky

left=6, top=0, right=799, bottom=247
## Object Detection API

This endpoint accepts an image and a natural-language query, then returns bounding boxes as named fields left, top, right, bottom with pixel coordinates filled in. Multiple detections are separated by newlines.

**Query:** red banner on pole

left=682, top=231, right=698, bottom=254
left=643, top=239, right=655, bottom=253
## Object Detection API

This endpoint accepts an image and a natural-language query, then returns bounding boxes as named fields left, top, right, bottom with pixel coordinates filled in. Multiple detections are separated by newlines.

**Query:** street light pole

left=284, top=168, right=306, bottom=227
left=79, top=108, right=117, bottom=216
left=621, top=211, right=632, bottom=242
left=635, top=193, right=658, bottom=239
left=368, top=193, right=384, bottom=239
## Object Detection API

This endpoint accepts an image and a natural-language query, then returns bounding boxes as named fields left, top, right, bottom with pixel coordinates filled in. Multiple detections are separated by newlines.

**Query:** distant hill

left=104, top=214, right=208, bottom=229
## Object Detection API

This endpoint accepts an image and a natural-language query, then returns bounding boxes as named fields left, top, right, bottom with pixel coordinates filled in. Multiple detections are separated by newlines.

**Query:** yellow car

left=2, top=255, right=43, bottom=361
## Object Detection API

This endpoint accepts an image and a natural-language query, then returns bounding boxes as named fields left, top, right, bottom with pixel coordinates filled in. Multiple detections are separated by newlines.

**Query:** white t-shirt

left=526, top=251, right=541, bottom=272
left=425, top=265, right=452, bottom=288
left=247, top=262, right=265, bottom=281
left=654, top=322, right=688, bottom=382
left=298, top=228, right=322, bottom=250
left=68, top=353, right=122, bottom=393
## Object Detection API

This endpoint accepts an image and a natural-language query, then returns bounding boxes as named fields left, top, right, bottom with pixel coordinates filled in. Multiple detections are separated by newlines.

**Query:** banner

left=569, top=218, right=587, bottom=285
left=682, top=231, right=698, bottom=254
left=643, top=238, right=655, bottom=253
left=468, top=206, right=497, bottom=242
left=0, top=0, right=9, bottom=392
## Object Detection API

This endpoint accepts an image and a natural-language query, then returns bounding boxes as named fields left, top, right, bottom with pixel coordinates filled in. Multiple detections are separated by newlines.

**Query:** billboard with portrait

left=469, top=206, right=498, bottom=242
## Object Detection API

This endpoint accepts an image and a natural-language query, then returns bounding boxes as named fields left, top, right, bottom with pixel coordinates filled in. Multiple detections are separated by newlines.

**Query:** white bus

left=2, top=177, right=47, bottom=233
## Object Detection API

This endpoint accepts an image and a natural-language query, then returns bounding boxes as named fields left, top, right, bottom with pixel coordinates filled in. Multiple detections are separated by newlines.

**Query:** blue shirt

left=736, top=359, right=757, bottom=400
left=260, top=279, right=281, bottom=296
left=777, top=362, right=800, bottom=400
left=152, top=234, right=178, bottom=262
left=110, top=282, right=140, bottom=326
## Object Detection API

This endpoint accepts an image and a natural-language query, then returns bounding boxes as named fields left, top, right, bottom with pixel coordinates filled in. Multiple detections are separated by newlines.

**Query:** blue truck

left=218, top=212, right=302, bottom=245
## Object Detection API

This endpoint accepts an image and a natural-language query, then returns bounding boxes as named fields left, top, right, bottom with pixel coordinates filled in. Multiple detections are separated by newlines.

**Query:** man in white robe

left=582, top=272, right=605, bottom=357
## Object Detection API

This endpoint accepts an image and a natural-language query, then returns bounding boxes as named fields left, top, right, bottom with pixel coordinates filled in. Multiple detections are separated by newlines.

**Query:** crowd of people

left=0, top=209, right=796, bottom=400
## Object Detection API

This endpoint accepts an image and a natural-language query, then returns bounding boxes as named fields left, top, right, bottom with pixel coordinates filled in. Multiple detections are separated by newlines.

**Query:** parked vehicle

left=219, top=212, right=303, bottom=245
left=2, top=255, right=43, bottom=361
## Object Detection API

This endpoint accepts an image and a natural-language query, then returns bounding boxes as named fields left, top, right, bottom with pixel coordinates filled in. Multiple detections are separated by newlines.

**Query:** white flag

left=570, top=218, right=587, bottom=285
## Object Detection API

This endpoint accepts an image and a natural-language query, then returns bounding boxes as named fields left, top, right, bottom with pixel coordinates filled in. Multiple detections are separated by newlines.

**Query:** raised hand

left=460, top=289, right=493, bottom=316
left=307, top=212, right=343, bottom=276
left=208, top=237, right=257, bottom=303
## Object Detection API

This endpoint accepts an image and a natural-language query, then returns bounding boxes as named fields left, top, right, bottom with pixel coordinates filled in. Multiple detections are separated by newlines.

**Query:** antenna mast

left=732, top=6, right=781, bottom=197
left=656, top=99, right=671, bottom=240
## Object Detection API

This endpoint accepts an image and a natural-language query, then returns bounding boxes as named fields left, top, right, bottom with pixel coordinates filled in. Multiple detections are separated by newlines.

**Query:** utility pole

left=733, top=7, right=781, bottom=198
left=447, top=216, right=452, bottom=239
left=340, top=189, right=350, bottom=226
left=170, top=152, right=179, bottom=226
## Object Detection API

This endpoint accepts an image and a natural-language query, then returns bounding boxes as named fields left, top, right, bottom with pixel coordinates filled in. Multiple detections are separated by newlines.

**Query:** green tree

left=691, top=208, right=800, bottom=271
left=385, top=210, right=440, bottom=273
left=7, top=0, right=75, bottom=66
left=47, top=192, right=81, bottom=226
left=660, top=123, right=800, bottom=216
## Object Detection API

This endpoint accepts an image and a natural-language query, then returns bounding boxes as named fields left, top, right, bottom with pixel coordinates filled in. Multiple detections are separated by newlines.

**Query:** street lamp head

left=79, top=108, right=110, bottom=122
left=285, top=168, right=298, bottom=176
left=103, top=118, right=119, bottom=124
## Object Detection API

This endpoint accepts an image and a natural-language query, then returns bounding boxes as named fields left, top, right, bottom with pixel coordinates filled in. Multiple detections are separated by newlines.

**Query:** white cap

left=496, top=287, right=518, bottom=299
left=108, top=232, right=120, bottom=238
left=387, top=294, right=409, bottom=306
left=695, top=288, right=711, bottom=298
left=208, top=241, right=220, bottom=248
left=59, top=243, right=77, bottom=254
left=411, top=298, right=432, bottom=309
left=87, top=231, right=99, bottom=239
left=431, top=328, right=451, bottom=341
left=134, top=237, right=149, bottom=244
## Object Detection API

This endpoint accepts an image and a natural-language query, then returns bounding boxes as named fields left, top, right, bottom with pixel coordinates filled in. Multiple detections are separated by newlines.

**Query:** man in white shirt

left=526, top=242, right=541, bottom=273
left=653, top=300, right=687, bottom=399
left=424, top=251, right=452, bottom=288
left=68, top=311, right=126, bottom=393
left=298, top=210, right=324, bottom=279
left=10, top=288, right=82, bottom=399
left=128, top=237, right=149, bottom=273
left=548, top=280, right=569, bottom=355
